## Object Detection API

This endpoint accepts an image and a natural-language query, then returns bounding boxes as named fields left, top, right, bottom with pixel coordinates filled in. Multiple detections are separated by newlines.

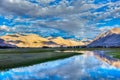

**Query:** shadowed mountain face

left=0, top=38, right=16, bottom=48
left=1, top=34, right=85, bottom=48
left=88, top=28, right=120, bottom=47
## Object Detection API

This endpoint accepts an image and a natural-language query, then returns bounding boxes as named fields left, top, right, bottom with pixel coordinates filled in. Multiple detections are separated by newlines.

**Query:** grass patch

left=0, top=48, right=54, bottom=54
left=104, top=48, right=120, bottom=59
left=0, top=50, right=81, bottom=70
left=0, top=47, right=119, bottom=70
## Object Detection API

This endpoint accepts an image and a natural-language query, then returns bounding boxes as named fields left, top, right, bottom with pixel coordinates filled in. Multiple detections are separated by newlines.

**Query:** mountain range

left=88, top=27, right=120, bottom=47
left=0, top=27, right=120, bottom=48
left=0, top=34, right=85, bottom=48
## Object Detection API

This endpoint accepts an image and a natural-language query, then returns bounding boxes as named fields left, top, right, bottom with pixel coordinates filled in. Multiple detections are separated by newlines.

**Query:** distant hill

left=1, top=34, right=85, bottom=48
left=0, top=38, right=16, bottom=48
left=88, top=27, right=120, bottom=47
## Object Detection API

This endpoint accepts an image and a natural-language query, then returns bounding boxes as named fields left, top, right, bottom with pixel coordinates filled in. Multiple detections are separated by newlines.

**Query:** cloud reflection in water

left=0, top=51, right=120, bottom=80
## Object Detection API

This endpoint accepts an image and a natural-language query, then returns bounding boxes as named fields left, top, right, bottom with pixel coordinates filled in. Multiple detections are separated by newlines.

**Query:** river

left=0, top=51, right=120, bottom=80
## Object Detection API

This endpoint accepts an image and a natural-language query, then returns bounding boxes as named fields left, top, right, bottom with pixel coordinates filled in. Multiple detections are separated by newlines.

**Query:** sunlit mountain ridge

left=0, top=34, right=86, bottom=48
left=0, top=27, right=120, bottom=48
left=88, top=27, right=120, bottom=47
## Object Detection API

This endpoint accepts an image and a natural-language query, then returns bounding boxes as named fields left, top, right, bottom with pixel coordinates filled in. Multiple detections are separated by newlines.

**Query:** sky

left=0, top=0, right=120, bottom=40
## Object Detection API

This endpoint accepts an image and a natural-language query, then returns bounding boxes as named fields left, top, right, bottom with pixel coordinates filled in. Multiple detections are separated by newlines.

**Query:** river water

left=0, top=51, right=120, bottom=80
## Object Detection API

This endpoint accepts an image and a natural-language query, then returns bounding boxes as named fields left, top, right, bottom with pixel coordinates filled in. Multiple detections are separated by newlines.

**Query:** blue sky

left=0, top=0, right=120, bottom=40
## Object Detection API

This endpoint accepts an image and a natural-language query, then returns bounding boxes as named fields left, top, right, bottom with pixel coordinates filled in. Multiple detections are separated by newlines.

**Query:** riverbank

left=0, top=48, right=120, bottom=70
left=0, top=48, right=81, bottom=70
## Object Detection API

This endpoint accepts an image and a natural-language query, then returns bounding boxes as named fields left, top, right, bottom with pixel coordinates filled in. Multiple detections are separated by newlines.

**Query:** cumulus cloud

left=36, top=0, right=55, bottom=4
left=0, top=0, right=41, bottom=17
left=0, top=0, right=98, bottom=17
left=0, top=25, right=10, bottom=36
left=99, top=25, right=120, bottom=32
left=0, top=25, right=10, bottom=31
left=0, top=0, right=120, bottom=39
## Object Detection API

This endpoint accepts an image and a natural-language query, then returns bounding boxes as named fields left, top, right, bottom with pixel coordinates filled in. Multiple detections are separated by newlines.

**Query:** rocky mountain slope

left=0, top=38, right=16, bottom=48
left=88, top=28, right=120, bottom=47
left=0, top=34, right=85, bottom=48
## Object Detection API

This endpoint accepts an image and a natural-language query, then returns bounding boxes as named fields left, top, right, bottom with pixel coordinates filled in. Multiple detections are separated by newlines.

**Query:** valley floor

left=0, top=48, right=119, bottom=70
left=0, top=48, right=81, bottom=70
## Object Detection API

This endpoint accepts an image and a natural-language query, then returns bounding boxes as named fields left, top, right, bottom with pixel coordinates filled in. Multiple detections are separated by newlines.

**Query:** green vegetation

left=78, top=48, right=120, bottom=59
left=104, top=48, right=120, bottom=59
left=0, top=47, right=119, bottom=70
left=0, top=48, right=54, bottom=54
left=0, top=48, right=81, bottom=70
left=84, top=48, right=120, bottom=59
left=57, top=47, right=120, bottom=59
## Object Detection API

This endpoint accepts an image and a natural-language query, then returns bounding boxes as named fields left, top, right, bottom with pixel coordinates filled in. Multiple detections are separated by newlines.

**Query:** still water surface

left=0, top=51, right=120, bottom=80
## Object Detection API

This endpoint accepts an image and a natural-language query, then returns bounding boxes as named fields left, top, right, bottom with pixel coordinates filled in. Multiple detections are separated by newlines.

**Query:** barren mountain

left=88, top=28, right=120, bottom=47
left=1, top=34, right=49, bottom=47
left=51, top=37, right=85, bottom=46
left=0, top=38, right=16, bottom=48
left=1, top=34, right=85, bottom=48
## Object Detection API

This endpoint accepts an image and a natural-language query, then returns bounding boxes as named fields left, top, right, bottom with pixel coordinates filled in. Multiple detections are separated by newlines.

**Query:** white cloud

left=0, top=0, right=120, bottom=39
left=0, top=25, right=10, bottom=31
left=99, top=25, right=120, bottom=31
left=36, top=0, right=55, bottom=4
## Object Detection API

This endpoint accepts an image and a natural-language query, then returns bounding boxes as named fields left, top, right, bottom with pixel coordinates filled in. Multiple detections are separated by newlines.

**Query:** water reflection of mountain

left=94, top=51, right=120, bottom=68
left=0, top=51, right=120, bottom=80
